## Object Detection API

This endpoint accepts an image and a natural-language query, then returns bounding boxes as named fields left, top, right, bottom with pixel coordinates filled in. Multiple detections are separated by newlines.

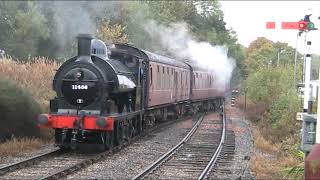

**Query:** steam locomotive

left=38, top=34, right=226, bottom=150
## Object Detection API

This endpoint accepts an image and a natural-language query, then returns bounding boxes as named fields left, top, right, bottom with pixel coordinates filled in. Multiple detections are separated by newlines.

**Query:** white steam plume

left=37, top=1, right=123, bottom=58
left=144, top=20, right=235, bottom=89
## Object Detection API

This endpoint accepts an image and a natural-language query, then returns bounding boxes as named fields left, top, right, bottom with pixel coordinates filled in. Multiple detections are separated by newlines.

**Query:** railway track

left=0, top=150, right=105, bottom=180
left=133, top=103, right=226, bottom=179
left=0, top=149, right=62, bottom=176
left=0, top=115, right=192, bottom=179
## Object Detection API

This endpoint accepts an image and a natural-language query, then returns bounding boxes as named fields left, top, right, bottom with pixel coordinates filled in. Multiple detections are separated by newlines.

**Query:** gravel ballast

left=210, top=106, right=255, bottom=179
left=67, top=118, right=195, bottom=179
left=0, top=106, right=256, bottom=179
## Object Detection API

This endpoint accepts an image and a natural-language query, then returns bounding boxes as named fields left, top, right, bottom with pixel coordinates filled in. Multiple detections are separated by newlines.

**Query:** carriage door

left=173, top=71, right=178, bottom=101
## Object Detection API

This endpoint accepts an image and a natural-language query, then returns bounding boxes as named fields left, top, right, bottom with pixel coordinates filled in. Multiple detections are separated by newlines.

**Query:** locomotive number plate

left=72, top=84, right=88, bottom=90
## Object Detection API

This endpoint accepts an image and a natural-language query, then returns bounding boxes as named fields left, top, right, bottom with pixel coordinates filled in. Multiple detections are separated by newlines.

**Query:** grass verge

left=234, top=95, right=302, bottom=178
left=0, top=137, right=48, bottom=157
left=250, top=128, right=300, bottom=179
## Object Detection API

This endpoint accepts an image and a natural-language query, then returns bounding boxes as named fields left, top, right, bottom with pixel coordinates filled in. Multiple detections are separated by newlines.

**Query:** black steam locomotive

left=38, top=34, right=225, bottom=150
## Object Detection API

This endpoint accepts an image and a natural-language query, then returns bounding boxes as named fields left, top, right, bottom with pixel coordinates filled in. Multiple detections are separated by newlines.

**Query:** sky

left=220, top=1, right=320, bottom=55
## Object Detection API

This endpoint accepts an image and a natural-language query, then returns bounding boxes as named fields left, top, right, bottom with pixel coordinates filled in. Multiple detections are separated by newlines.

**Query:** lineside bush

left=0, top=57, right=58, bottom=108
left=0, top=77, right=42, bottom=142
left=244, top=66, right=301, bottom=142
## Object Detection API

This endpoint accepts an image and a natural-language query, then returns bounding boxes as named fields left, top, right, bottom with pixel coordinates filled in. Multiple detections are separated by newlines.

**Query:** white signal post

left=303, top=34, right=312, bottom=112
left=268, top=13, right=320, bottom=180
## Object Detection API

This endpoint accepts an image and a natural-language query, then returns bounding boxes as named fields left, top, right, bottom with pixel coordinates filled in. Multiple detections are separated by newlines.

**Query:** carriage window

left=193, top=75, right=195, bottom=88
left=150, top=67, right=153, bottom=85
left=167, top=67, right=169, bottom=74
left=163, top=67, right=165, bottom=74
left=157, top=65, right=159, bottom=72
left=186, top=73, right=188, bottom=87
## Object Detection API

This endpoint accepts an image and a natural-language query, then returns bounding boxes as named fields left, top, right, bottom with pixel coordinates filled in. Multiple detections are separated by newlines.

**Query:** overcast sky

left=220, top=1, right=320, bottom=55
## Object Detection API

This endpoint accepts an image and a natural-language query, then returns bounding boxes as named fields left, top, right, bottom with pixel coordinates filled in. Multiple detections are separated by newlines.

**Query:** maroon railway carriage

left=191, top=66, right=226, bottom=101
left=146, top=51, right=191, bottom=107
left=38, top=35, right=225, bottom=150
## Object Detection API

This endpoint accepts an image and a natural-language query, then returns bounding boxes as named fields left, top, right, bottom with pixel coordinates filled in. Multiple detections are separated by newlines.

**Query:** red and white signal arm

left=266, top=22, right=275, bottom=29
left=266, top=21, right=308, bottom=30
left=298, top=21, right=308, bottom=30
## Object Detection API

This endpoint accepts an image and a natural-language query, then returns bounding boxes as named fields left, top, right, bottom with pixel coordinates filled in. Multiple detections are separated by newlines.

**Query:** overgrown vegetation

left=0, top=57, right=58, bottom=108
left=0, top=57, right=55, bottom=145
left=250, top=129, right=300, bottom=179
left=244, top=37, right=303, bottom=140
left=242, top=37, right=305, bottom=178
left=245, top=66, right=301, bottom=142
left=0, top=137, right=46, bottom=157
left=0, top=76, right=42, bottom=142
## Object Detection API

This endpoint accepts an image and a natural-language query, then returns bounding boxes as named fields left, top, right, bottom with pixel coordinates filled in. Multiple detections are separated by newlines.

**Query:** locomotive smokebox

left=77, top=34, right=94, bottom=62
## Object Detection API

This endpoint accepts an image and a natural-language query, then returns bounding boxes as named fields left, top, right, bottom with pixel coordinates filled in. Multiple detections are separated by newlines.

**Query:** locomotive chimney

left=77, top=34, right=94, bottom=57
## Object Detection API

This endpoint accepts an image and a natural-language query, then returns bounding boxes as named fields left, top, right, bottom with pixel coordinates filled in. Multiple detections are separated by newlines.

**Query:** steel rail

left=198, top=101, right=226, bottom=180
left=0, top=115, right=192, bottom=179
left=132, top=115, right=205, bottom=180
left=0, top=148, right=62, bottom=176
left=40, top=116, right=192, bottom=180
left=39, top=151, right=111, bottom=180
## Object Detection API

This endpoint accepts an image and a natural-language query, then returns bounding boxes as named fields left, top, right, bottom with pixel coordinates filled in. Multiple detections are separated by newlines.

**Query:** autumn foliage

left=96, top=20, right=129, bottom=44
left=243, top=37, right=302, bottom=144
left=0, top=57, right=57, bottom=141
left=0, top=57, right=58, bottom=108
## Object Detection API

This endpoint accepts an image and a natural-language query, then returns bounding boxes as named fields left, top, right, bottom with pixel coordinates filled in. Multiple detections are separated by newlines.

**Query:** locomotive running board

left=110, top=110, right=145, bottom=121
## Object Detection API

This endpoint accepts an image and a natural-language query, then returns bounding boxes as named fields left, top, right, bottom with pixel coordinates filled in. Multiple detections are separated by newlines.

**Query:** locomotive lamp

left=37, top=114, right=50, bottom=126
left=75, top=71, right=83, bottom=80
left=96, top=116, right=107, bottom=127
left=38, top=114, right=48, bottom=124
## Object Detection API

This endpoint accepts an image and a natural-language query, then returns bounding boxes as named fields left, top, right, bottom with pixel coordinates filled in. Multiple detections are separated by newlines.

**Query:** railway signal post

left=266, top=14, right=320, bottom=179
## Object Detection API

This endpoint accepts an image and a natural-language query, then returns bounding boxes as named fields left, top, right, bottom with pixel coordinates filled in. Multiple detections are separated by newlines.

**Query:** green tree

left=245, top=66, right=294, bottom=104
left=267, top=90, right=300, bottom=141
left=0, top=1, right=49, bottom=60
left=245, top=37, right=303, bottom=75
left=245, top=37, right=277, bottom=72
left=96, top=19, right=129, bottom=44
